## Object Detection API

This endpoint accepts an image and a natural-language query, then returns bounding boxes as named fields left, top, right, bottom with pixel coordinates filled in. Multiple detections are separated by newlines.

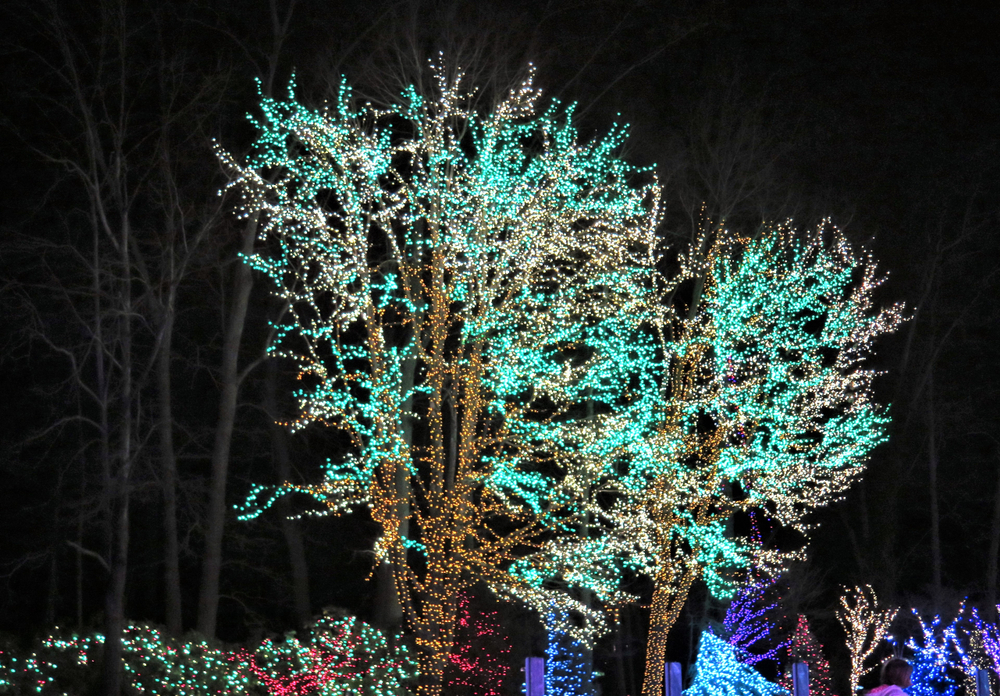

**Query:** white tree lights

left=221, top=65, right=659, bottom=695
left=220, top=62, right=902, bottom=696
left=838, top=585, right=899, bottom=695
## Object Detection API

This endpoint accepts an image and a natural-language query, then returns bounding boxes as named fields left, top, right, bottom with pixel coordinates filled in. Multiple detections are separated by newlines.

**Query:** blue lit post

left=792, top=662, right=810, bottom=696
left=526, top=656, right=545, bottom=696
left=665, top=661, right=683, bottom=696
left=977, top=669, right=991, bottom=696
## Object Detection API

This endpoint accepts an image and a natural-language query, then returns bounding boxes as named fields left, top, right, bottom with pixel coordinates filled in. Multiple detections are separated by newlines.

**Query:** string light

left=721, top=575, right=789, bottom=665
left=837, top=585, right=898, bottom=694
left=779, top=615, right=834, bottom=696
left=545, top=608, right=596, bottom=696
left=218, top=50, right=901, bottom=695
left=972, top=606, right=1000, bottom=681
left=219, top=59, right=662, bottom=695
left=892, top=604, right=982, bottom=696
left=445, top=593, right=511, bottom=695
left=607, top=226, right=903, bottom=696
left=904, top=613, right=958, bottom=696
left=237, top=613, right=417, bottom=695
left=0, top=614, right=415, bottom=695
left=684, top=630, right=787, bottom=696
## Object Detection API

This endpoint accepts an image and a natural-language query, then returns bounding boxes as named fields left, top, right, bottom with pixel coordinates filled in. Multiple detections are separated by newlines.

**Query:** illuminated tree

left=684, top=630, right=787, bottom=696
left=721, top=574, right=789, bottom=666
left=895, top=605, right=983, bottom=696
left=444, top=592, right=511, bottom=696
left=972, top=606, right=1000, bottom=680
left=222, top=64, right=658, bottom=695
left=837, top=585, right=898, bottom=695
left=571, top=226, right=903, bottom=696
left=904, top=613, right=960, bottom=696
left=778, top=615, right=834, bottom=696
left=220, top=51, right=901, bottom=693
left=546, top=608, right=597, bottom=696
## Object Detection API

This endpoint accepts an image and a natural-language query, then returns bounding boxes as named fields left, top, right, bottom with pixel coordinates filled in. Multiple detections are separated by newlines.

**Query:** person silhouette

left=867, top=658, right=912, bottom=696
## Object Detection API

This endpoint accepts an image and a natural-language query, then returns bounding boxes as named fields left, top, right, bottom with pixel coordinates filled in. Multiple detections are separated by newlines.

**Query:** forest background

left=0, top=0, right=997, bottom=693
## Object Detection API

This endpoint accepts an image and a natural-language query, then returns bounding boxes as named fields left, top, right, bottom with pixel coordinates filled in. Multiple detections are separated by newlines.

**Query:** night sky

left=0, top=0, right=998, bottom=691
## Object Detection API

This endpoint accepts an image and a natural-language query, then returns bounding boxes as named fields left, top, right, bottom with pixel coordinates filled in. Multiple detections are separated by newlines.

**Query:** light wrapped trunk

left=641, top=564, right=700, bottom=696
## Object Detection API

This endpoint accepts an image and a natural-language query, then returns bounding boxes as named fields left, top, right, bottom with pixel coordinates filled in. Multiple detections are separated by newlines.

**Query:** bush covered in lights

left=0, top=612, right=415, bottom=695
left=684, top=631, right=788, bottom=696
left=889, top=606, right=986, bottom=696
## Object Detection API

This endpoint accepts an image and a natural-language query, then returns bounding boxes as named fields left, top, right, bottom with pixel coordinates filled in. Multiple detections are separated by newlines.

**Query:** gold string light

left=220, top=61, right=660, bottom=695
left=219, top=55, right=902, bottom=696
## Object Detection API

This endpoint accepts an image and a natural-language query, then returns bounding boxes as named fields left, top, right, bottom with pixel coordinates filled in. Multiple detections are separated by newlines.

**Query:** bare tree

left=5, top=2, right=236, bottom=689
left=194, top=0, right=298, bottom=640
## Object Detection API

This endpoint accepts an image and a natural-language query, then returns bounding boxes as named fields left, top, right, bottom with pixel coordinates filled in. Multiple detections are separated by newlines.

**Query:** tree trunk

left=988, top=462, right=1000, bottom=619
left=414, top=572, right=460, bottom=696
left=76, top=508, right=84, bottom=630
left=158, top=310, right=183, bottom=635
left=373, top=345, right=416, bottom=630
left=927, top=372, right=942, bottom=608
left=103, top=214, right=134, bottom=696
left=616, top=612, right=629, bottom=696
left=642, top=565, right=699, bottom=696
left=266, top=359, right=311, bottom=625
left=197, top=215, right=258, bottom=637
left=102, top=481, right=130, bottom=696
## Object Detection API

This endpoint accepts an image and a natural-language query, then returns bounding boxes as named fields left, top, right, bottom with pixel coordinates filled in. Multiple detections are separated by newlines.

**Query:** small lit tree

left=685, top=631, right=788, bottom=696
left=837, top=585, right=898, bottom=695
left=445, top=593, right=511, bottom=696
left=897, top=605, right=981, bottom=696
left=905, top=613, right=959, bottom=696
left=721, top=574, right=789, bottom=666
left=972, top=606, right=1000, bottom=681
left=779, top=615, right=834, bottom=696
left=546, top=607, right=598, bottom=696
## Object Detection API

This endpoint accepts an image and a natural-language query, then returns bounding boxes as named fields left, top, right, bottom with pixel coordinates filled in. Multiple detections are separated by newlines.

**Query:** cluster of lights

left=236, top=613, right=416, bottom=695
left=0, top=614, right=414, bottom=695
left=545, top=608, right=596, bottom=696
left=0, top=625, right=250, bottom=695
left=683, top=631, right=786, bottom=696
left=720, top=574, right=789, bottom=665
left=972, top=606, right=1000, bottom=680
left=778, top=615, right=834, bottom=696
left=837, top=585, right=898, bottom=694
left=609, top=225, right=902, bottom=696
left=220, top=59, right=661, bottom=694
left=445, top=593, right=511, bottom=695
left=899, top=612, right=960, bottom=696
left=219, top=50, right=902, bottom=695
left=891, top=603, right=988, bottom=696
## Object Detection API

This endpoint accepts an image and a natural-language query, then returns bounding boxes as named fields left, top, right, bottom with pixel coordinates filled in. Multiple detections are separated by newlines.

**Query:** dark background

left=0, top=1, right=997, bottom=693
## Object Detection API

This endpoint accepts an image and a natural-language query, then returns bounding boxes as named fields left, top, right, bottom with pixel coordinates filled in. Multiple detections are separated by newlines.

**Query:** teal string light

left=217, top=55, right=901, bottom=693
left=0, top=614, right=414, bottom=695
left=684, top=630, right=787, bottom=696
left=218, top=60, right=664, bottom=684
